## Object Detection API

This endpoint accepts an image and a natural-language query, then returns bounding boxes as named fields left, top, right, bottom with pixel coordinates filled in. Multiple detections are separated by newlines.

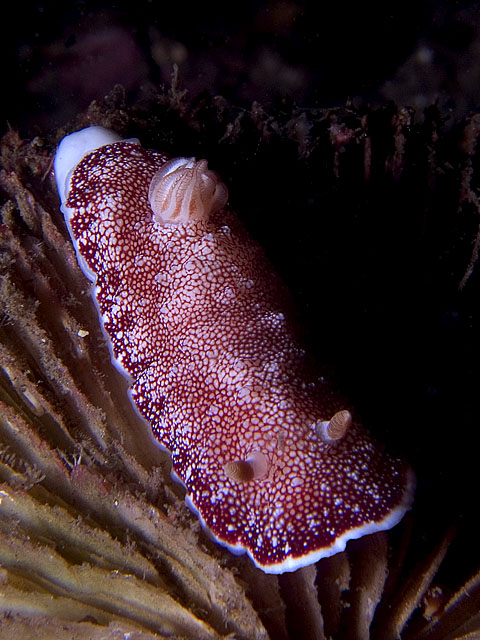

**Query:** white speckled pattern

left=55, top=127, right=414, bottom=573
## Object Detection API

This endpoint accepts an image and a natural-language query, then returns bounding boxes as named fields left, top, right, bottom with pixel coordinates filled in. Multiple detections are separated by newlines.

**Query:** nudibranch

left=54, top=126, right=414, bottom=573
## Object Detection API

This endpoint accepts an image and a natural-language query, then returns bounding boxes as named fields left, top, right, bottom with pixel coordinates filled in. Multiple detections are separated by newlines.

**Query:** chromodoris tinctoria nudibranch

left=54, top=126, right=414, bottom=573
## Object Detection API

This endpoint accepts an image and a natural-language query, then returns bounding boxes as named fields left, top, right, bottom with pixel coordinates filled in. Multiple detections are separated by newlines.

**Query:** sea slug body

left=54, top=126, right=415, bottom=573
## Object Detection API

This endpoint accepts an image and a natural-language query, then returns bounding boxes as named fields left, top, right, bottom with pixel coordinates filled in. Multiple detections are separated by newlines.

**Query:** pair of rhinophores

left=54, top=126, right=414, bottom=574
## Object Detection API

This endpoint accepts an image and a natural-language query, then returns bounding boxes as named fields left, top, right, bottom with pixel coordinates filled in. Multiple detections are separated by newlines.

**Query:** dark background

left=4, top=1, right=480, bottom=134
